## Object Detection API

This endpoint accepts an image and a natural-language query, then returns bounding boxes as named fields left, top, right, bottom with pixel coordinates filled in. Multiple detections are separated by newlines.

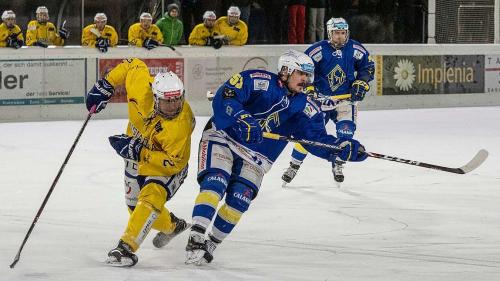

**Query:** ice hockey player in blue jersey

left=282, top=17, right=375, bottom=186
left=184, top=49, right=368, bottom=265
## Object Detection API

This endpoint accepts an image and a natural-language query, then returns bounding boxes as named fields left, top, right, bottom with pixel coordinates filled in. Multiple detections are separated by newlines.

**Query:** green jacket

left=156, top=14, right=183, bottom=45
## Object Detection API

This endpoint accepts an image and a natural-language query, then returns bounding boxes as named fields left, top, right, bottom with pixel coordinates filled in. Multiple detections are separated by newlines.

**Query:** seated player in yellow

left=128, top=12, right=163, bottom=50
left=81, top=13, right=118, bottom=52
left=0, top=10, right=24, bottom=49
left=85, top=58, right=195, bottom=267
left=26, top=6, right=68, bottom=47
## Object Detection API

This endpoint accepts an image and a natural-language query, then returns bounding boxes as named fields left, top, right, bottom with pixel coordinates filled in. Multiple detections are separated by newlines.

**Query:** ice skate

left=185, top=228, right=218, bottom=265
left=332, top=159, right=345, bottom=184
left=105, top=240, right=138, bottom=267
left=281, top=161, right=302, bottom=187
left=152, top=212, right=191, bottom=248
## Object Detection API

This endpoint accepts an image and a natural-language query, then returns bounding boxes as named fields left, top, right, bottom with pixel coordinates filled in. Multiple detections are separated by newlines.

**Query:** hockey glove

left=350, top=80, right=369, bottom=102
left=58, top=27, right=69, bottom=40
left=85, top=78, right=114, bottom=113
left=109, top=134, right=143, bottom=161
left=234, top=111, right=263, bottom=144
left=34, top=40, right=48, bottom=48
left=205, top=36, right=214, bottom=46
left=334, top=138, right=367, bottom=162
left=7, top=35, right=23, bottom=49
left=95, top=37, right=110, bottom=53
left=143, top=38, right=159, bottom=50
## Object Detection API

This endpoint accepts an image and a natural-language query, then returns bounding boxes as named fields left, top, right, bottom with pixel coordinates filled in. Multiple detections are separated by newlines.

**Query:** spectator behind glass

left=262, top=0, right=287, bottom=44
left=189, top=11, right=224, bottom=49
left=215, top=6, right=248, bottom=46
left=287, top=0, right=306, bottom=44
left=26, top=6, right=68, bottom=47
left=156, top=3, right=183, bottom=46
left=81, top=13, right=119, bottom=53
left=307, top=0, right=326, bottom=43
left=128, top=12, right=163, bottom=50
left=181, top=0, right=204, bottom=44
left=0, top=10, right=24, bottom=49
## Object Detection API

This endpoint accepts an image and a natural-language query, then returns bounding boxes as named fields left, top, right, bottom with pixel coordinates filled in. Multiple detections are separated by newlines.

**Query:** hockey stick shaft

left=263, top=132, right=488, bottom=174
left=10, top=106, right=96, bottom=269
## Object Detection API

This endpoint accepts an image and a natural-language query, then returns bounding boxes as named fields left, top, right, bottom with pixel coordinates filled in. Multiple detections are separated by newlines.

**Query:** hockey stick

left=263, top=132, right=488, bottom=175
left=10, top=106, right=96, bottom=269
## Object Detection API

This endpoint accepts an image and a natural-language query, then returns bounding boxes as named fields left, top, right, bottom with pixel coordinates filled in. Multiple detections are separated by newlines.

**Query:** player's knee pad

left=336, top=120, right=356, bottom=140
left=199, top=171, right=229, bottom=197
left=137, top=182, right=167, bottom=212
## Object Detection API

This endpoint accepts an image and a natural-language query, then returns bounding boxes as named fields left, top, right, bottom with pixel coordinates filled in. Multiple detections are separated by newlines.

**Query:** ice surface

left=1, top=107, right=499, bottom=281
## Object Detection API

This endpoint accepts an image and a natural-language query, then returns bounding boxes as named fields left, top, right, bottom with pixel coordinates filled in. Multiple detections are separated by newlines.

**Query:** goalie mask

left=278, top=49, right=315, bottom=94
left=36, top=6, right=49, bottom=23
left=327, top=17, right=349, bottom=48
left=152, top=72, right=185, bottom=119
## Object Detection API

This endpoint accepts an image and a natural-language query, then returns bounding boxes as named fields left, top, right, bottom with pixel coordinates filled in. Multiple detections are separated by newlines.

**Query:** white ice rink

left=1, top=106, right=499, bottom=281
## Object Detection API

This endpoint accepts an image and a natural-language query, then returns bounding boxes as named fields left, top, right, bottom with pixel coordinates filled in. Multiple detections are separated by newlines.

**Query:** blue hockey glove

left=234, top=111, right=263, bottom=144
left=350, top=80, right=369, bottom=101
left=143, top=38, right=159, bottom=50
left=58, top=27, right=69, bottom=40
left=108, top=134, right=143, bottom=161
left=95, top=37, right=110, bottom=53
left=85, top=78, right=114, bottom=113
left=334, top=138, right=367, bottom=162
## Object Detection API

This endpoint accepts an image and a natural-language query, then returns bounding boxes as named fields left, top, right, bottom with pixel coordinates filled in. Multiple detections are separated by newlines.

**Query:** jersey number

left=229, top=74, right=243, bottom=89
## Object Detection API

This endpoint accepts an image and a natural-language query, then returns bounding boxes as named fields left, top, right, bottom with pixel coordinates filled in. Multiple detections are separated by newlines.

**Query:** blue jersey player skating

left=184, top=49, right=368, bottom=265
left=282, top=17, right=375, bottom=186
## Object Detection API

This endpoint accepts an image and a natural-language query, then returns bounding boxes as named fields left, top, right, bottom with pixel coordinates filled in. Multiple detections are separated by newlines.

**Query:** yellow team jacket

left=105, top=58, right=195, bottom=176
left=128, top=23, right=163, bottom=47
left=81, top=24, right=118, bottom=47
left=26, top=20, right=64, bottom=46
left=215, top=16, right=248, bottom=46
left=188, top=23, right=220, bottom=46
left=0, top=23, right=24, bottom=47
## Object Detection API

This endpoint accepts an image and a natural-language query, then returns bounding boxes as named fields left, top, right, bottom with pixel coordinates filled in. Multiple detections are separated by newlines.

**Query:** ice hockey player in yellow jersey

left=128, top=12, right=163, bottom=50
left=0, top=10, right=24, bottom=49
left=85, top=58, right=195, bottom=267
left=214, top=6, right=248, bottom=46
left=81, top=13, right=118, bottom=52
left=26, top=6, right=68, bottom=47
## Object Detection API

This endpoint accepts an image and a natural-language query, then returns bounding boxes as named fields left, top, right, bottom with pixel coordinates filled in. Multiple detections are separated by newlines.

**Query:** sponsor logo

left=353, top=44, right=366, bottom=54
left=207, top=174, right=228, bottom=186
left=199, top=141, right=208, bottom=171
left=353, top=49, right=364, bottom=60
left=249, top=72, right=271, bottom=79
left=312, top=52, right=322, bottom=62
left=303, top=102, right=318, bottom=118
left=233, top=192, right=251, bottom=204
left=253, top=79, right=269, bottom=91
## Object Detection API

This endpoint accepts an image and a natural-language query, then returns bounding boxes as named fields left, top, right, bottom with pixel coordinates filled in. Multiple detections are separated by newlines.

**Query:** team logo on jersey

left=353, top=49, right=364, bottom=60
left=327, top=65, right=346, bottom=92
left=249, top=72, right=271, bottom=79
left=303, top=102, right=318, bottom=118
left=253, top=79, right=269, bottom=91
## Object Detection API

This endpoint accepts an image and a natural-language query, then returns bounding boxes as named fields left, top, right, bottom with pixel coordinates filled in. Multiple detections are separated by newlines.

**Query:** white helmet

left=227, top=6, right=240, bottom=25
left=326, top=17, right=349, bottom=48
left=2, top=10, right=16, bottom=21
left=278, top=49, right=314, bottom=82
left=152, top=72, right=185, bottom=119
left=203, top=11, right=216, bottom=21
left=36, top=6, right=49, bottom=23
left=140, top=12, right=153, bottom=21
left=94, top=13, right=107, bottom=23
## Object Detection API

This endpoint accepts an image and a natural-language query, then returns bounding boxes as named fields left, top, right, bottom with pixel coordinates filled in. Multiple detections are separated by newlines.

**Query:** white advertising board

left=0, top=58, right=87, bottom=106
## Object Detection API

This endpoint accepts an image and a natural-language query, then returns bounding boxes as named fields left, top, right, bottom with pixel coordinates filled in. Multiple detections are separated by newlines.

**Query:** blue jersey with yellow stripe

left=212, top=69, right=338, bottom=163
left=305, top=39, right=375, bottom=97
